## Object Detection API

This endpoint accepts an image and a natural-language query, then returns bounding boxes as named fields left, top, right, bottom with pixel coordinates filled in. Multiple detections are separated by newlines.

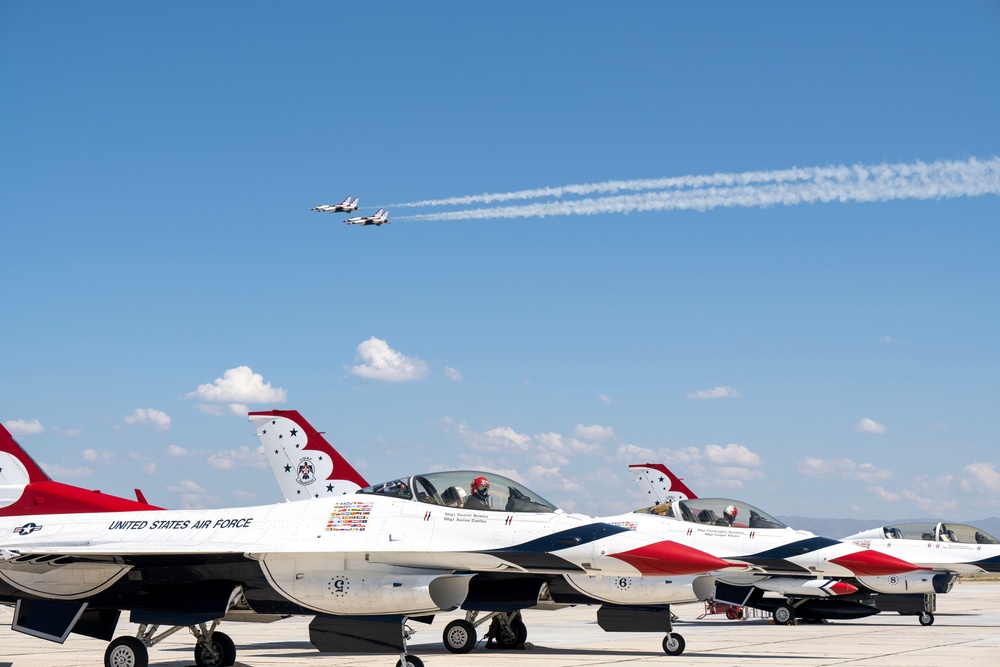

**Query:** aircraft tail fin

left=0, top=423, right=163, bottom=516
left=249, top=410, right=370, bottom=501
left=351, top=197, right=360, bottom=207
left=629, top=463, right=699, bottom=505
left=1, top=423, right=52, bottom=484
left=340, top=196, right=352, bottom=206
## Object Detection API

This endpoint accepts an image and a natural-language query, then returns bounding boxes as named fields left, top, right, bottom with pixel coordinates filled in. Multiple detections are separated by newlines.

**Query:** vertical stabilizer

left=629, top=463, right=698, bottom=505
left=249, top=410, right=369, bottom=501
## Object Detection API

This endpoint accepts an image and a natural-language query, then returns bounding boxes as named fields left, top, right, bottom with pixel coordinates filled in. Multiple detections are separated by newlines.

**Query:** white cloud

left=704, top=443, right=761, bottom=467
left=574, top=424, right=615, bottom=442
left=868, top=485, right=901, bottom=502
left=961, top=462, right=1000, bottom=495
left=208, top=447, right=268, bottom=470
left=349, top=338, right=429, bottom=382
left=798, top=457, right=893, bottom=482
left=598, top=393, right=613, bottom=404
left=855, top=418, right=886, bottom=434
left=53, top=427, right=82, bottom=437
left=4, top=419, right=43, bottom=436
left=686, top=386, right=742, bottom=400
left=122, top=408, right=171, bottom=432
left=167, top=444, right=202, bottom=457
left=40, top=462, right=93, bottom=479
left=167, top=479, right=219, bottom=509
left=615, top=443, right=655, bottom=461
left=185, top=366, right=286, bottom=414
left=444, top=366, right=463, bottom=382
left=82, top=449, right=114, bottom=462
left=655, top=443, right=764, bottom=490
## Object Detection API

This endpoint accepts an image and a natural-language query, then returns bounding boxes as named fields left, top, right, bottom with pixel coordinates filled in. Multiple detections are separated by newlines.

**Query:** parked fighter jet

left=253, top=411, right=918, bottom=655
left=250, top=410, right=749, bottom=657
left=344, top=209, right=390, bottom=226
left=0, top=423, right=160, bottom=515
left=311, top=197, right=359, bottom=213
left=631, top=463, right=946, bottom=625
left=0, top=416, right=736, bottom=667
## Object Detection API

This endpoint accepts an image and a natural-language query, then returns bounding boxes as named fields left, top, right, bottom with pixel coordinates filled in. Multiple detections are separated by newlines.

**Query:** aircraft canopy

left=636, top=497, right=787, bottom=529
left=357, top=470, right=559, bottom=514
left=882, top=522, right=999, bottom=544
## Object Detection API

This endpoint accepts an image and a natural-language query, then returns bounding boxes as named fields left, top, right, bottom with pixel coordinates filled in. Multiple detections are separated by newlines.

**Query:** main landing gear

left=442, top=610, right=527, bottom=653
left=102, top=620, right=236, bottom=667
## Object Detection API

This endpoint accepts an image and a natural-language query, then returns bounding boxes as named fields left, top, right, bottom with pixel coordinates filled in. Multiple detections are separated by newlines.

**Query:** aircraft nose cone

left=830, top=549, right=920, bottom=576
left=609, top=540, right=737, bottom=575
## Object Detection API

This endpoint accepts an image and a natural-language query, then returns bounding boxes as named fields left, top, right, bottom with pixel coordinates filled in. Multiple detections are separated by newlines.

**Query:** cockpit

left=635, top=497, right=787, bottom=530
left=357, top=470, right=559, bottom=514
left=882, top=522, right=999, bottom=545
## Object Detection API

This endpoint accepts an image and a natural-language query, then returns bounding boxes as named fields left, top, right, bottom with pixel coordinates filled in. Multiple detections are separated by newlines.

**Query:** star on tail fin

left=249, top=410, right=369, bottom=501
left=628, top=463, right=698, bottom=507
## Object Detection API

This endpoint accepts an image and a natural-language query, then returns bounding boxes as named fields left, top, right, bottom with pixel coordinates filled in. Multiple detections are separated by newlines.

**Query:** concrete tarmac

left=3, top=582, right=999, bottom=666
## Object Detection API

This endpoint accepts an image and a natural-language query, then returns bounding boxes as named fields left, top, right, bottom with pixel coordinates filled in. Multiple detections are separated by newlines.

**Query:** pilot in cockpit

left=717, top=505, right=738, bottom=526
left=464, top=476, right=491, bottom=510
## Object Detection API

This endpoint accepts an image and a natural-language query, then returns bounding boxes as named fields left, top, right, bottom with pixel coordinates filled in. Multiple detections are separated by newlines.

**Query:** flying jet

left=0, top=423, right=161, bottom=515
left=253, top=411, right=919, bottom=655
left=344, top=209, right=390, bottom=226
left=631, top=463, right=948, bottom=625
left=0, top=416, right=736, bottom=667
left=311, top=197, right=359, bottom=213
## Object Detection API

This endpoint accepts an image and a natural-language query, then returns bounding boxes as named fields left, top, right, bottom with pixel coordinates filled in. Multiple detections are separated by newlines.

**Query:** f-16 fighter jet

left=311, top=197, right=359, bottom=213
left=344, top=209, right=390, bottom=226
left=630, top=463, right=946, bottom=625
left=0, top=415, right=736, bottom=667
left=252, top=411, right=919, bottom=656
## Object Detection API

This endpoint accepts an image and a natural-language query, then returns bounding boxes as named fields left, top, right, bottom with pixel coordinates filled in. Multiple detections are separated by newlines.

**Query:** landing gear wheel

left=662, top=632, right=685, bottom=656
left=726, top=607, right=743, bottom=620
left=443, top=619, right=477, bottom=653
left=491, top=616, right=527, bottom=649
left=194, top=631, right=236, bottom=667
left=773, top=604, right=795, bottom=625
left=105, top=637, right=149, bottom=667
left=919, top=611, right=935, bottom=626
left=395, top=656, right=424, bottom=667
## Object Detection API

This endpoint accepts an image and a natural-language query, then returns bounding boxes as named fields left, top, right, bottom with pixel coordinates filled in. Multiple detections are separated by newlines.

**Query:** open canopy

left=882, top=522, right=999, bottom=544
left=358, top=470, right=559, bottom=514
left=636, top=497, right=787, bottom=530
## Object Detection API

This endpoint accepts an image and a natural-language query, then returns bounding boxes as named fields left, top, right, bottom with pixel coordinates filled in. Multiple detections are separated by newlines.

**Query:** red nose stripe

left=829, top=550, right=919, bottom=576
left=829, top=580, right=858, bottom=596
left=609, top=540, right=735, bottom=575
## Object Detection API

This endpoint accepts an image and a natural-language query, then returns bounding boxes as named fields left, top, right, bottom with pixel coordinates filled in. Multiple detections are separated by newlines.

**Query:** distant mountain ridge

left=776, top=516, right=1000, bottom=540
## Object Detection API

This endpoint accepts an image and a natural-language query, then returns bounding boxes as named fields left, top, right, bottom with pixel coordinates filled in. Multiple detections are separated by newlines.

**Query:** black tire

left=195, top=631, right=236, bottom=667
left=443, top=619, right=477, bottom=654
left=773, top=604, right=795, bottom=625
left=919, top=612, right=934, bottom=626
left=490, top=615, right=527, bottom=649
left=662, top=632, right=686, bottom=656
left=395, top=656, right=425, bottom=667
left=105, top=637, right=149, bottom=667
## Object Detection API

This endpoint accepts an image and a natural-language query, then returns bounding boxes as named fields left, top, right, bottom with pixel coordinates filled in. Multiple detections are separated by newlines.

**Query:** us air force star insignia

left=15, top=523, right=42, bottom=536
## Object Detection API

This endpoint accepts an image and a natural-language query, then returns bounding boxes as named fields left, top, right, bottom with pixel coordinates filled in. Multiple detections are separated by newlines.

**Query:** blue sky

left=2, top=2, right=998, bottom=521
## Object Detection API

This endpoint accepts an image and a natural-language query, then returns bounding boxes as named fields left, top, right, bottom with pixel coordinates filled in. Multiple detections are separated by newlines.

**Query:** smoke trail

left=395, top=157, right=1000, bottom=221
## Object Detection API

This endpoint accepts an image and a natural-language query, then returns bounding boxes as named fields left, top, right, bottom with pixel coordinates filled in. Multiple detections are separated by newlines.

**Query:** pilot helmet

left=442, top=485, right=467, bottom=507
left=724, top=505, right=738, bottom=521
left=471, top=476, right=490, bottom=497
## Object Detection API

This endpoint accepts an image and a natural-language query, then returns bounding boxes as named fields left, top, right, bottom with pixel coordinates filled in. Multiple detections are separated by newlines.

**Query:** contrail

left=393, top=157, right=1000, bottom=221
